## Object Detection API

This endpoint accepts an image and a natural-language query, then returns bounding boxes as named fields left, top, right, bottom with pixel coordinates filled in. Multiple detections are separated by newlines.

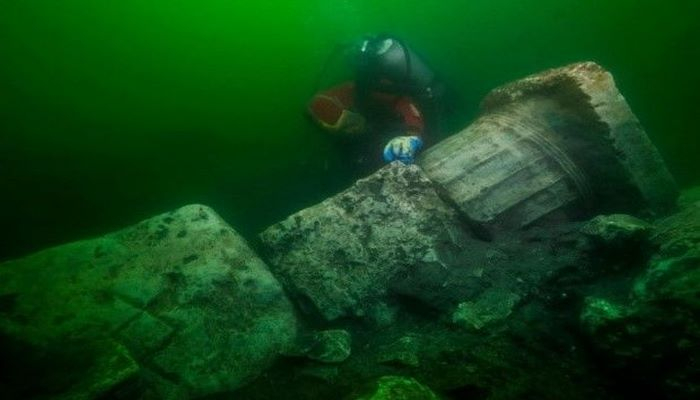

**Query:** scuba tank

left=354, top=34, right=446, bottom=138
left=355, top=35, right=438, bottom=101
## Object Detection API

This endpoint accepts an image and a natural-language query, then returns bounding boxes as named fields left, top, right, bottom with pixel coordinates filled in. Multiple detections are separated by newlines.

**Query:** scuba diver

left=308, top=34, right=446, bottom=170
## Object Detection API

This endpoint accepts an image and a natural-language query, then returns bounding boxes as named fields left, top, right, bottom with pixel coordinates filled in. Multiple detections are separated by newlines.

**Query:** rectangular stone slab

left=259, top=163, right=479, bottom=321
left=0, top=204, right=297, bottom=398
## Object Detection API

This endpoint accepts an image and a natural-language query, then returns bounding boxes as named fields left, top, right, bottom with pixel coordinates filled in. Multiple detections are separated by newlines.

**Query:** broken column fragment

left=0, top=205, right=298, bottom=399
left=259, top=163, right=479, bottom=321
left=419, top=61, right=677, bottom=230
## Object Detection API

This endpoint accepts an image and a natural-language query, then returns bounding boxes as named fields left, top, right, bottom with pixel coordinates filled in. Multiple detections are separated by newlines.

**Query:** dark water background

left=1, top=0, right=698, bottom=260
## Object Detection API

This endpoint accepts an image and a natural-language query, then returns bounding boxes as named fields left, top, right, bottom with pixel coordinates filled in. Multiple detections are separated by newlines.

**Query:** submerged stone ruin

left=0, top=205, right=298, bottom=399
left=1, top=62, right=697, bottom=400
left=419, top=62, right=677, bottom=230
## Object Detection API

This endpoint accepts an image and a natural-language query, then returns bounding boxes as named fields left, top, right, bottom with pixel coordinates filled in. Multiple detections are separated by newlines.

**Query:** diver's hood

left=355, top=35, right=436, bottom=98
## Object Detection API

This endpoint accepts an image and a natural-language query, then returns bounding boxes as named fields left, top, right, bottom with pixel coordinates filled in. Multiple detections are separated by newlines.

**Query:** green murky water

left=1, top=0, right=698, bottom=259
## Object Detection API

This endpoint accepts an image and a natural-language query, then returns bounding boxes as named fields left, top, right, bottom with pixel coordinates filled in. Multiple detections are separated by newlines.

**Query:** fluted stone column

left=418, top=62, right=677, bottom=230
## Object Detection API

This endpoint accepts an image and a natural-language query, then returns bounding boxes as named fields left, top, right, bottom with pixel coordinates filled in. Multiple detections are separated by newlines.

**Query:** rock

left=0, top=205, right=298, bottom=398
left=377, top=335, right=421, bottom=368
left=259, top=162, right=477, bottom=321
left=634, top=253, right=700, bottom=309
left=302, top=329, right=352, bottom=363
left=651, top=199, right=700, bottom=258
left=418, top=62, right=677, bottom=230
left=580, top=297, right=630, bottom=336
left=56, top=340, right=140, bottom=400
left=580, top=201, right=700, bottom=399
left=353, top=376, right=440, bottom=400
left=581, top=257, right=700, bottom=399
left=580, top=214, right=651, bottom=246
left=637, top=198, right=700, bottom=303
left=452, top=290, right=521, bottom=330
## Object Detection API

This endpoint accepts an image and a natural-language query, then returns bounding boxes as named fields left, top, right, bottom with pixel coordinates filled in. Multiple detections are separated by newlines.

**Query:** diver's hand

left=383, top=136, right=424, bottom=164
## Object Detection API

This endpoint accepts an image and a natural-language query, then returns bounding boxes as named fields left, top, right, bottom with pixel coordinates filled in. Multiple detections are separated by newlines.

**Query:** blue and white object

left=383, top=136, right=424, bottom=164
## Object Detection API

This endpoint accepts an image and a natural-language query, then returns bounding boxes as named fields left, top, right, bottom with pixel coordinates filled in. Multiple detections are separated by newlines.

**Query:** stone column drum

left=418, top=62, right=677, bottom=230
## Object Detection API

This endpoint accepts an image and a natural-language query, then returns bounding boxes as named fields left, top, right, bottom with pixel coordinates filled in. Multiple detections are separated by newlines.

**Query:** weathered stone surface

left=419, top=61, right=677, bottom=230
left=259, top=162, right=478, bottom=321
left=377, top=335, right=421, bottom=368
left=580, top=214, right=651, bottom=247
left=301, top=329, right=352, bottom=363
left=580, top=297, right=629, bottom=336
left=651, top=200, right=700, bottom=258
left=243, top=215, right=607, bottom=399
left=67, top=341, right=140, bottom=400
left=353, top=376, right=440, bottom=400
left=452, top=290, right=521, bottom=331
left=581, top=194, right=700, bottom=399
left=0, top=205, right=297, bottom=398
left=236, top=222, right=623, bottom=400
